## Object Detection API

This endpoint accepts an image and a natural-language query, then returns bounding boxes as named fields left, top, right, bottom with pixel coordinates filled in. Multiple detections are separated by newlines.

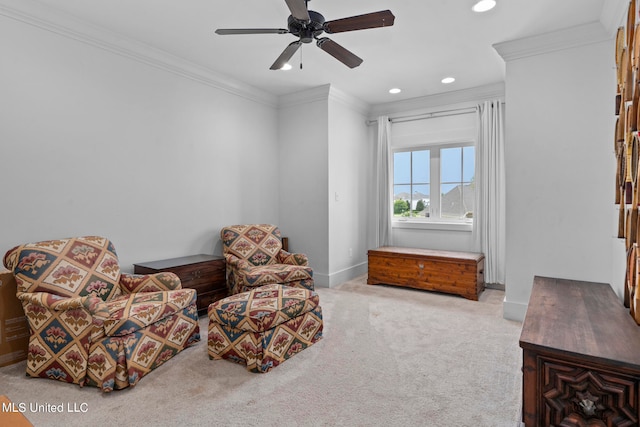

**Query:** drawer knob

left=418, top=263, right=424, bottom=269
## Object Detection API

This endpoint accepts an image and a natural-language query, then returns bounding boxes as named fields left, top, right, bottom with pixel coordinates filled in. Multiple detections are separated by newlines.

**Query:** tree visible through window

left=393, top=143, right=474, bottom=221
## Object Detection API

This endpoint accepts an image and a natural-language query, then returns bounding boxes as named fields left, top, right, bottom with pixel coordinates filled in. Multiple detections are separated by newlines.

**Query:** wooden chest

left=367, top=246, right=485, bottom=300
left=134, top=254, right=227, bottom=315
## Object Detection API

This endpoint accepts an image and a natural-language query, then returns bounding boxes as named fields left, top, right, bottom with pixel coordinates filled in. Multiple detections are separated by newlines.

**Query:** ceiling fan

left=215, top=0, right=395, bottom=70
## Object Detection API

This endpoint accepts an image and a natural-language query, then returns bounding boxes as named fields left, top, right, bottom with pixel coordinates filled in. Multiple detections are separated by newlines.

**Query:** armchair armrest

left=224, top=253, right=252, bottom=271
left=18, top=292, right=110, bottom=324
left=119, top=272, right=182, bottom=294
left=277, top=250, right=309, bottom=266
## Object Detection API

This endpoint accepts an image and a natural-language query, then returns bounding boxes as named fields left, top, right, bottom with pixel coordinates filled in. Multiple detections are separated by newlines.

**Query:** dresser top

left=133, top=254, right=223, bottom=270
left=520, top=276, right=640, bottom=371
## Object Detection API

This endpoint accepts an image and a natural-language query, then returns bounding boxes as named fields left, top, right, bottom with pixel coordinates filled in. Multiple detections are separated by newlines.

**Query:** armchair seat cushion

left=102, top=289, right=197, bottom=337
left=243, top=264, right=313, bottom=288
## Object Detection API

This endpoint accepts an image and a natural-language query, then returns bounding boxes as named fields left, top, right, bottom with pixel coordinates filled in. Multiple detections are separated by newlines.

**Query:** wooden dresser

left=520, top=276, right=640, bottom=427
left=367, top=246, right=485, bottom=300
left=133, top=254, right=227, bottom=315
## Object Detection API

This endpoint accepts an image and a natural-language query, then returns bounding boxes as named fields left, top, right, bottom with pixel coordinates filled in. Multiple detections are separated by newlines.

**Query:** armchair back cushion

left=221, top=224, right=283, bottom=266
left=3, top=236, right=122, bottom=301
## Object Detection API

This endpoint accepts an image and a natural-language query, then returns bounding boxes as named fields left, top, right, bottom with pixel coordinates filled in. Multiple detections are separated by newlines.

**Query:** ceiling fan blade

left=215, top=28, right=289, bottom=35
left=324, top=10, right=395, bottom=34
left=270, top=41, right=302, bottom=70
left=284, top=0, right=310, bottom=22
left=316, top=38, right=363, bottom=69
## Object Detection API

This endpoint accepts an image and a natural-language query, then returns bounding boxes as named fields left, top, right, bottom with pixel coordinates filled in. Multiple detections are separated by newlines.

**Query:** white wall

left=328, top=88, right=371, bottom=285
left=1, top=7, right=374, bottom=288
left=0, top=14, right=280, bottom=270
left=277, top=87, right=330, bottom=282
left=392, top=227, right=476, bottom=252
left=4, top=4, right=621, bottom=312
left=278, top=85, right=372, bottom=287
left=499, top=30, right=617, bottom=320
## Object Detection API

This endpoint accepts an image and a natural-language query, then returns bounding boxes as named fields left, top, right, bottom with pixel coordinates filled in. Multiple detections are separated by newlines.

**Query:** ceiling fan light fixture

left=441, top=77, right=456, bottom=84
left=472, top=0, right=496, bottom=13
left=389, top=88, right=401, bottom=94
left=281, top=63, right=293, bottom=70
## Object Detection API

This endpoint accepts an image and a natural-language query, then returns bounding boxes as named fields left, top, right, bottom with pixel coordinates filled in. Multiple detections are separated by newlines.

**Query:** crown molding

left=600, top=0, right=628, bottom=37
left=277, top=84, right=370, bottom=117
left=328, top=86, right=370, bottom=116
left=0, top=0, right=278, bottom=107
left=493, top=21, right=610, bottom=62
left=278, top=84, right=331, bottom=108
left=368, top=82, right=504, bottom=118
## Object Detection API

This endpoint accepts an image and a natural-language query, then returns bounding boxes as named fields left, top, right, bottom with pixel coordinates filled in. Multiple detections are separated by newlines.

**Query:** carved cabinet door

left=540, top=358, right=639, bottom=427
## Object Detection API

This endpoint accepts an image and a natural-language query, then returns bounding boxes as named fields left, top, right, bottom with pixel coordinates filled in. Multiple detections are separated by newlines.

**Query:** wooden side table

left=133, top=254, right=227, bottom=315
left=520, top=276, right=640, bottom=426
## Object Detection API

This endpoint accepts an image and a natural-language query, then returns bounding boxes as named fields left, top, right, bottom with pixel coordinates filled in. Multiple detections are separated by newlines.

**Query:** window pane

left=441, top=184, right=463, bottom=219
left=462, top=184, right=475, bottom=219
left=411, top=184, right=430, bottom=217
left=441, top=147, right=462, bottom=182
left=394, top=152, right=411, bottom=183
left=412, top=184, right=430, bottom=202
left=393, top=185, right=411, bottom=216
left=412, top=150, right=430, bottom=184
left=463, top=146, right=475, bottom=182
left=394, top=184, right=411, bottom=201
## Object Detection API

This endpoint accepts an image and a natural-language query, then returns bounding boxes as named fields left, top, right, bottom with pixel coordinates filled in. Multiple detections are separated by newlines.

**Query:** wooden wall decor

left=616, top=0, right=640, bottom=325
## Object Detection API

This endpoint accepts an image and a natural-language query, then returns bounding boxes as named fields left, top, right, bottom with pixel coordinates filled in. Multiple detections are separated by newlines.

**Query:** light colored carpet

left=0, top=275, right=523, bottom=427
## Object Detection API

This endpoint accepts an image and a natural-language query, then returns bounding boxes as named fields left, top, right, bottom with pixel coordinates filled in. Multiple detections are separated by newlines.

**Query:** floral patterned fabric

left=2, top=236, right=200, bottom=392
left=220, top=224, right=314, bottom=295
left=207, top=283, right=323, bottom=373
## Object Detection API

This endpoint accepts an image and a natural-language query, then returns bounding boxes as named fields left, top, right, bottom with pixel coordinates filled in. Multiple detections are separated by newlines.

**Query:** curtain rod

left=366, top=106, right=478, bottom=126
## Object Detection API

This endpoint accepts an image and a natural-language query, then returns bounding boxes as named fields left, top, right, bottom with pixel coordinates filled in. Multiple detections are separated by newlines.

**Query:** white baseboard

left=314, top=262, right=368, bottom=288
left=503, top=297, right=527, bottom=322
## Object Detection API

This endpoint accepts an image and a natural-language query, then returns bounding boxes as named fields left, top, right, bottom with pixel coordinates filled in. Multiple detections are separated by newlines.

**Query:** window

left=393, top=143, right=475, bottom=223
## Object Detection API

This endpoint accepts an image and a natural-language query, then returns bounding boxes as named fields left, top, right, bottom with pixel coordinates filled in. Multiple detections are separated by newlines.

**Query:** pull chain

left=300, top=44, right=303, bottom=69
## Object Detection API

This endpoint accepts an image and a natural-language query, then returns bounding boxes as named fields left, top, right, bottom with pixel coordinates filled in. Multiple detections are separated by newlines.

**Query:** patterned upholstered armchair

left=220, top=224, right=314, bottom=295
left=2, top=236, right=200, bottom=392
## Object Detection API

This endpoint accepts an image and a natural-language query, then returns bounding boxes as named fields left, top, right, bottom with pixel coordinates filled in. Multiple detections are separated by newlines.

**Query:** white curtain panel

left=376, top=116, right=392, bottom=247
left=473, top=101, right=506, bottom=285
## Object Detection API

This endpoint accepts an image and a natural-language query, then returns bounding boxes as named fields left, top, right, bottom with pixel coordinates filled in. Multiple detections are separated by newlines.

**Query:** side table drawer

left=171, top=262, right=225, bottom=289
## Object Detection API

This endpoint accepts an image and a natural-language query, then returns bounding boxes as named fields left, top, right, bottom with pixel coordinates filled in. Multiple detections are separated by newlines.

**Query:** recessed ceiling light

left=389, top=88, right=401, bottom=94
left=472, top=0, right=496, bottom=12
left=441, top=77, right=456, bottom=84
left=281, top=63, right=292, bottom=70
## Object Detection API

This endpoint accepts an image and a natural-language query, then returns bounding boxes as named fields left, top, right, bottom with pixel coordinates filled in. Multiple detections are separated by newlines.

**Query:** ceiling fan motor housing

left=288, top=10, right=325, bottom=43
